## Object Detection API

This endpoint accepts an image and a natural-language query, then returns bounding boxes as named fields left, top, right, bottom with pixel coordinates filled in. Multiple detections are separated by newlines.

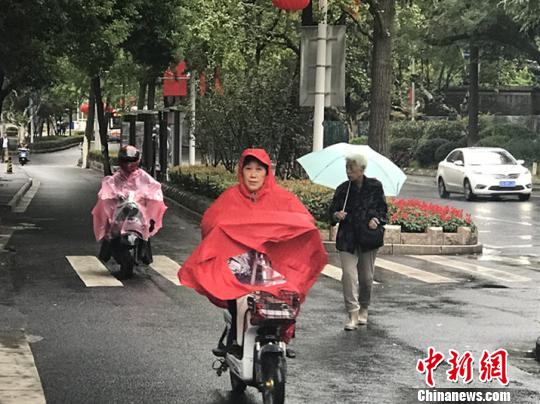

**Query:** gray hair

left=345, top=154, right=368, bottom=169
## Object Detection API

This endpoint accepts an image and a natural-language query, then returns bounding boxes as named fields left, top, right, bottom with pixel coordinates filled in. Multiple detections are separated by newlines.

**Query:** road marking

left=483, top=244, right=534, bottom=250
left=375, top=258, right=457, bottom=283
left=474, top=215, right=532, bottom=227
left=0, top=227, right=14, bottom=251
left=0, top=335, right=46, bottom=404
left=411, top=255, right=531, bottom=283
left=322, top=264, right=379, bottom=284
left=150, top=255, right=182, bottom=285
left=66, top=256, right=123, bottom=287
left=12, top=180, right=40, bottom=213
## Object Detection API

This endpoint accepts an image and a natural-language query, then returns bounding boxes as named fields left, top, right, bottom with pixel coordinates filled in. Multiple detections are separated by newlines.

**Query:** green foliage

left=350, top=136, right=369, bottom=145
left=30, top=135, right=83, bottom=151
left=479, top=122, right=535, bottom=140
left=423, top=120, right=467, bottom=142
left=415, top=138, right=450, bottom=167
left=434, top=141, right=460, bottom=163
left=89, top=149, right=119, bottom=166
left=389, top=121, right=424, bottom=142
left=476, top=135, right=509, bottom=147
left=390, top=137, right=416, bottom=167
left=505, top=138, right=540, bottom=164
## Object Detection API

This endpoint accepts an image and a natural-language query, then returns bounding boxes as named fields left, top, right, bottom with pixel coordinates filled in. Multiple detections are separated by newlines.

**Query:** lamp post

left=312, top=0, right=328, bottom=152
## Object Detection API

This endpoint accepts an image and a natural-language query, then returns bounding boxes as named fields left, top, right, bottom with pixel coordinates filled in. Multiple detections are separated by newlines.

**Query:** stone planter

left=321, top=224, right=482, bottom=255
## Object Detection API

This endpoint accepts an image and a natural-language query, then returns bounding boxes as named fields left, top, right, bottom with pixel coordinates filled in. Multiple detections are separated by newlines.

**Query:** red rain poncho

left=92, top=168, right=167, bottom=241
left=178, top=149, right=328, bottom=308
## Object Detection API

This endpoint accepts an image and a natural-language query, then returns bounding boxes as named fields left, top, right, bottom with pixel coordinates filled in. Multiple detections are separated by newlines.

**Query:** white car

left=436, top=147, right=533, bottom=201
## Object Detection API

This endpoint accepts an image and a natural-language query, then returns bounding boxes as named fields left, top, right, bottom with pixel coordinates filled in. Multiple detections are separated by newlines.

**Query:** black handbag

left=357, top=220, right=385, bottom=251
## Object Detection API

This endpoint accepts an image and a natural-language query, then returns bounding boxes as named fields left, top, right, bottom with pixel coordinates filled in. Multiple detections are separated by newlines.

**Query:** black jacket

left=329, top=176, right=388, bottom=253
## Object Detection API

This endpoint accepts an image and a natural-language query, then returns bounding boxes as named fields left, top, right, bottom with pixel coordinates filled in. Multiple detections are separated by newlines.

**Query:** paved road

left=1, top=149, right=540, bottom=403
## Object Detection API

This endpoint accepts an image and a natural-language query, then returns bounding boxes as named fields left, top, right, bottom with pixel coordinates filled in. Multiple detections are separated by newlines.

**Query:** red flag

left=163, top=61, right=188, bottom=97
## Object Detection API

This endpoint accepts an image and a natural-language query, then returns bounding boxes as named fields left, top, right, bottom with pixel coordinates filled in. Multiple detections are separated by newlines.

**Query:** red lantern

left=163, top=61, right=188, bottom=97
left=272, top=0, right=310, bottom=11
left=79, top=103, right=89, bottom=113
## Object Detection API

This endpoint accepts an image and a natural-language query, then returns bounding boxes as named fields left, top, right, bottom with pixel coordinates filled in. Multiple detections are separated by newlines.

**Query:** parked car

left=436, top=147, right=533, bottom=201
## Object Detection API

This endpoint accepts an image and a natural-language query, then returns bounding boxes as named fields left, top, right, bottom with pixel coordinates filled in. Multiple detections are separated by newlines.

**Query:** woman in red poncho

left=178, top=149, right=327, bottom=354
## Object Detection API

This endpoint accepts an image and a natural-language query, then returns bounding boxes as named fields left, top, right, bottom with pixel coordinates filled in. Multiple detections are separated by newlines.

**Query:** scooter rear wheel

left=230, top=372, right=246, bottom=394
left=119, top=247, right=135, bottom=278
left=261, top=354, right=285, bottom=404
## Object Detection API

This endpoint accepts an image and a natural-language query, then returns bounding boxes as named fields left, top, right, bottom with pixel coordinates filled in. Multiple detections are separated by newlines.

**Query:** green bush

left=476, top=135, right=508, bottom=147
left=479, top=122, right=534, bottom=140
left=423, top=120, right=467, bottom=142
left=390, top=137, right=416, bottom=167
left=350, top=135, right=368, bottom=145
left=415, top=138, right=449, bottom=167
left=389, top=121, right=424, bottom=141
left=505, top=138, right=540, bottom=164
left=30, top=135, right=84, bottom=150
left=434, top=141, right=461, bottom=163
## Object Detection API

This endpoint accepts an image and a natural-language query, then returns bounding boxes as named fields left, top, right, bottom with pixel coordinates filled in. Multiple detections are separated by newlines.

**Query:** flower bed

left=387, top=198, right=475, bottom=233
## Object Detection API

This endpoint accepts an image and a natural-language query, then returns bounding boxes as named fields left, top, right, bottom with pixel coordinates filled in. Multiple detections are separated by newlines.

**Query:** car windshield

left=466, top=150, right=516, bottom=166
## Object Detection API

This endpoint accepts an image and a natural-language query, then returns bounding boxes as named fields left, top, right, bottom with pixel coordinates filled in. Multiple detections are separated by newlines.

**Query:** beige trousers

left=339, top=248, right=377, bottom=312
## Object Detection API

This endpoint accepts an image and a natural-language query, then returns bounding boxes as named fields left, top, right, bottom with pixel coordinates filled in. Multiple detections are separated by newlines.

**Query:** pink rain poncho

left=92, top=169, right=167, bottom=241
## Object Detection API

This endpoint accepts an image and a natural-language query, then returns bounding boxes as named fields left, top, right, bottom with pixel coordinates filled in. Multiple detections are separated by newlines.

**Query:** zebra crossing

left=65, top=253, right=534, bottom=288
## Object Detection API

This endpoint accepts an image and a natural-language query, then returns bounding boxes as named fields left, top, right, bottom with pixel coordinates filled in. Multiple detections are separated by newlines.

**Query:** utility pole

left=312, top=0, right=327, bottom=152
left=189, top=73, right=196, bottom=165
left=411, top=59, right=416, bottom=121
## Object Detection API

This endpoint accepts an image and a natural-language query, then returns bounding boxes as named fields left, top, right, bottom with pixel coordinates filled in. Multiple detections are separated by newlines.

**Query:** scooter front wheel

left=119, top=247, right=135, bottom=278
left=230, top=372, right=246, bottom=394
left=261, top=354, right=285, bottom=404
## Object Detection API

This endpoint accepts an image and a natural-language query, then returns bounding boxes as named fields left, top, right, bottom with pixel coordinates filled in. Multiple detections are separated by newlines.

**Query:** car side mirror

left=516, top=159, right=525, bottom=165
left=454, top=160, right=464, bottom=166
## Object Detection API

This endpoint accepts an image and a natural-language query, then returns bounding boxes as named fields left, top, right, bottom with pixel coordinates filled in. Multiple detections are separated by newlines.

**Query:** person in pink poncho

left=92, top=145, right=167, bottom=264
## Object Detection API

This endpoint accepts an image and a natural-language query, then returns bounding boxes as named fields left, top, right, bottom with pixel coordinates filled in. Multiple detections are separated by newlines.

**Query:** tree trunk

left=467, top=44, right=480, bottom=146
left=367, top=0, right=395, bottom=156
left=85, top=83, right=96, bottom=144
left=137, top=79, right=147, bottom=110
left=147, top=80, right=156, bottom=110
left=91, top=76, right=112, bottom=176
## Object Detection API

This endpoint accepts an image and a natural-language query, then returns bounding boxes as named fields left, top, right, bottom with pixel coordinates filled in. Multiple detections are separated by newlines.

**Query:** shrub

left=505, top=138, right=540, bottom=164
left=350, top=135, right=368, bottom=145
left=476, top=135, right=508, bottom=147
left=30, top=135, right=84, bottom=151
left=434, top=141, right=460, bottom=163
left=423, top=120, right=467, bottom=142
left=389, top=121, right=424, bottom=141
left=415, top=138, right=449, bottom=167
left=390, top=137, right=416, bottom=167
left=479, top=122, right=534, bottom=140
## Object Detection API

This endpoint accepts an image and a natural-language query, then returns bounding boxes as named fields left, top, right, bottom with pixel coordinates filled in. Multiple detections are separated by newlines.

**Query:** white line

left=0, top=336, right=46, bottom=404
left=150, top=255, right=182, bottom=285
left=0, top=227, right=14, bottom=251
left=66, top=256, right=123, bottom=287
left=322, top=264, right=379, bottom=284
left=375, top=258, right=457, bottom=283
left=411, top=255, right=531, bottom=283
left=475, top=215, right=532, bottom=227
left=12, top=180, right=41, bottom=213
left=483, top=244, right=534, bottom=250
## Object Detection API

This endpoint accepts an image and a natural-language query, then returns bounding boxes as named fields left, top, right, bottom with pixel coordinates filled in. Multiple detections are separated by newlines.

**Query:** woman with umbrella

left=329, top=153, right=388, bottom=330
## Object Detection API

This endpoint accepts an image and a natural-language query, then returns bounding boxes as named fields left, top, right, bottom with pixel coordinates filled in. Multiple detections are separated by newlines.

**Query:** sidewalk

left=0, top=163, right=32, bottom=215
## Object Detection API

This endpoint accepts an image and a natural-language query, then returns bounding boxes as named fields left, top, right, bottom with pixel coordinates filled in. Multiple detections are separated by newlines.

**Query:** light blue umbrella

left=297, top=143, right=407, bottom=196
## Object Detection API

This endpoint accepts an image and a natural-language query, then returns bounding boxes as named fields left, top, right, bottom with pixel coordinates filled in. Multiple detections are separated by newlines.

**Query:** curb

left=30, top=142, right=82, bottom=154
left=6, top=177, right=33, bottom=211
left=323, top=241, right=483, bottom=255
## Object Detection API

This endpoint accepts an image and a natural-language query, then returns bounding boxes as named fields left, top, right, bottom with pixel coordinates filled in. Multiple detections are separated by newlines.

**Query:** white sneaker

left=344, top=311, right=359, bottom=330
left=357, top=307, right=368, bottom=325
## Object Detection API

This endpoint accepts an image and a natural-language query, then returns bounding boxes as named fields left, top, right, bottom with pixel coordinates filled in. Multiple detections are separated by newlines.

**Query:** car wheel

left=438, top=178, right=449, bottom=198
left=518, top=194, right=531, bottom=201
left=464, top=179, right=476, bottom=201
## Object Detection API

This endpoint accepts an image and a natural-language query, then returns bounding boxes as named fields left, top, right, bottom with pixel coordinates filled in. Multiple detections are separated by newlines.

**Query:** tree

left=63, top=0, right=136, bottom=176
